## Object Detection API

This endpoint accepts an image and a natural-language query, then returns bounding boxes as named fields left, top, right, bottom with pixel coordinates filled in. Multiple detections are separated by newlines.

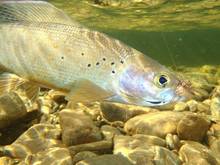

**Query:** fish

left=0, top=0, right=193, bottom=107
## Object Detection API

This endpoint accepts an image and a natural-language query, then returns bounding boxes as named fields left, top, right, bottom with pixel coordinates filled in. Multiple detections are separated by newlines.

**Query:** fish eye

left=154, top=74, right=170, bottom=88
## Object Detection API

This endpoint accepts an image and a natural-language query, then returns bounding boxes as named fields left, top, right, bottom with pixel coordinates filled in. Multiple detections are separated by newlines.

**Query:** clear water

left=49, top=0, right=220, bottom=66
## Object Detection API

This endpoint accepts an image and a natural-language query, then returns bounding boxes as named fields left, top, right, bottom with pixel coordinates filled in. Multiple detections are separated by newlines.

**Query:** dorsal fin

left=0, top=0, right=81, bottom=26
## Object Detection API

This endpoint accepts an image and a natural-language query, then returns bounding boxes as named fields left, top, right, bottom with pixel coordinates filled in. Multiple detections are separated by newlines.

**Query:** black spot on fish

left=120, top=60, right=124, bottom=64
left=96, top=62, right=100, bottom=66
left=111, top=62, right=115, bottom=65
left=103, top=58, right=106, bottom=61
left=81, top=53, right=84, bottom=56
left=112, top=70, right=115, bottom=74
left=61, top=56, right=64, bottom=60
left=88, top=64, right=91, bottom=67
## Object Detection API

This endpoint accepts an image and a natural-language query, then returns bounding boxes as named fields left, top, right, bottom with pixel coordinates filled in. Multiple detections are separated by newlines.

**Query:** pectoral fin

left=0, top=72, right=39, bottom=102
left=66, top=80, right=115, bottom=106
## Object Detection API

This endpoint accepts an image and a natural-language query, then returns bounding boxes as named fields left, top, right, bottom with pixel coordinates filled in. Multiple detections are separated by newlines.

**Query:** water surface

left=49, top=0, right=220, bottom=66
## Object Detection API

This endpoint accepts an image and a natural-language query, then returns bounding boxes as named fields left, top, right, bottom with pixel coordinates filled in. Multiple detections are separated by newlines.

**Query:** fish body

left=0, top=1, right=192, bottom=106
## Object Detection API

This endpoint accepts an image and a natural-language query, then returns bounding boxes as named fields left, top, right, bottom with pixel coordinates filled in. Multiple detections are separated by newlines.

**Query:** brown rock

left=69, top=140, right=113, bottom=156
left=186, top=100, right=198, bottom=112
left=124, top=111, right=187, bottom=138
left=0, top=92, right=27, bottom=129
left=179, top=141, right=219, bottom=165
left=209, top=139, right=220, bottom=163
left=72, top=151, right=97, bottom=164
left=59, top=109, right=102, bottom=146
left=23, top=147, right=72, bottom=165
left=101, top=125, right=122, bottom=140
left=165, top=134, right=181, bottom=150
left=1, top=124, right=62, bottom=159
left=177, top=114, right=210, bottom=141
left=100, top=102, right=158, bottom=122
left=174, top=102, right=188, bottom=112
left=210, top=97, right=220, bottom=121
left=114, top=134, right=181, bottom=165
left=76, top=154, right=133, bottom=165
left=0, top=156, right=16, bottom=165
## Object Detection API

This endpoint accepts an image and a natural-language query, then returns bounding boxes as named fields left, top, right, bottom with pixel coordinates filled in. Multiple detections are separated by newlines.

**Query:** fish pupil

left=159, top=76, right=167, bottom=85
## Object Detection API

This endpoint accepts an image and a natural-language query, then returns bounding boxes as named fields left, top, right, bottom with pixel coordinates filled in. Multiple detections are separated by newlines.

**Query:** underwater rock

left=72, top=103, right=101, bottom=121
left=186, top=100, right=198, bottom=112
left=114, top=134, right=166, bottom=150
left=72, top=151, right=98, bottom=164
left=179, top=141, right=219, bottom=165
left=124, top=111, right=187, bottom=138
left=38, top=95, right=57, bottom=114
left=173, top=102, right=188, bottom=112
left=59, top=109, right=102, bottom=146
left=93, top=0, right=168, bottom=7
left=197, top=102, right=210, bottom=114
left=0, top=156, right=16, bottom=165
left=1, top=124, right=62, bottom=159
left=210, top=97, right=220, bottom=121
left=47, top=90, right=66, bottom=104
left=101, top=125, right=122, bottom=140
left=76, top=154, right=133, bottom=165
left=114, top=135, right=181, bottom=165
left=177, top=114, right=210, bottom=141
left=23, top=147, right=72, bottom=165
left=200, top=65, right=217, bottom=74
left=40, top=113, right=59, bottom=125
left=209, top=139, right=220, bottom=163
left=0, top=92, right=27, bottom=129
left=209, top=123, right=220, bottom=139
left=100, top=102, right=158, bottom=123
left=69, top=140, right=113, bottom=156
left=165, top=134, right=181, bottom=150
left=210, top=86, right=220, bottom=98
left=0, top=109, right=40, bottom=146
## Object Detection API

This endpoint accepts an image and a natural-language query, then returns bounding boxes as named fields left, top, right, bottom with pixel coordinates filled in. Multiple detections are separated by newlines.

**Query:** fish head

left=117, top=53, right=193, bottom=107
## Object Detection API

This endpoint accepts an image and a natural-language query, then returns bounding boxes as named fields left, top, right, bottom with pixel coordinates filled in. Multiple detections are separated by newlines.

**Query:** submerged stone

left=59, top=109, right=102, bottom=146
left=177, top=114, right=210, bottom=141
left=114, top=135, right=181, bottom=165
left=124, top=111, right=187, bottom=138
left=0, top=92, right=27, bottom=129
left=23, top=147, right=72, bottom=165
left=69, top=140, right=113, bottom=156
left=101, top=125, right=122, bottom=140
left=100, top=102, right=157, bottom=123
left=1, top=124, right=62, bottom=159
left=72, top=151, right=98, bottom=164
left=0, top=156, right=16, bottom=165
left=179, top=141, right=219, bottom=165
left=165, top=134, right=181, bottom=150
left=173, top=102, right=188, bottom=112
left=186, top=100, right=198, bottom=112
left=210, top=97, right=220, bottom=121
left=76, top=154, right=133, bottom=165
left=209, top=139, right=220, bottom=163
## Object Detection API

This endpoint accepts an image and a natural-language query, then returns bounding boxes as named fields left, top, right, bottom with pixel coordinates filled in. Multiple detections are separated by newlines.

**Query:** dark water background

left=49, top=0, right=220, bottom=66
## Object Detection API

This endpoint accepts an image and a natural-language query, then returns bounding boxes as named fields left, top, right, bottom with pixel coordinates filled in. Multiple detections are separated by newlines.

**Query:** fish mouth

left=145, top=100, right=166, bottom=105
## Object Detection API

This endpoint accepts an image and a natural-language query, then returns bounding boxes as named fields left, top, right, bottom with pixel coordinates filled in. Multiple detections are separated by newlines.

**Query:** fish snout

left=176, top=80, right=194, bottom=101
